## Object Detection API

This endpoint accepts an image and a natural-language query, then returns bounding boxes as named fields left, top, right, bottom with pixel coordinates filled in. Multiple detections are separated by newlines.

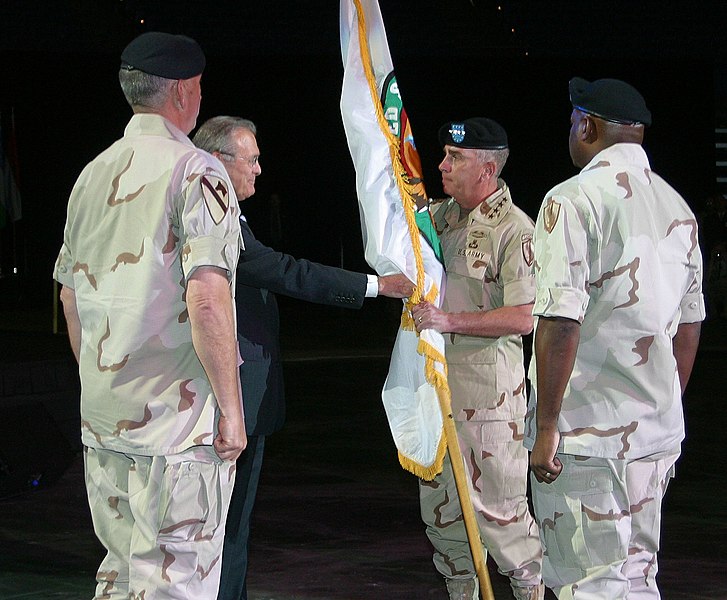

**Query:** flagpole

left=439, top=403, right=495, bottom=600
left=345, top=3, right=496, bottom=597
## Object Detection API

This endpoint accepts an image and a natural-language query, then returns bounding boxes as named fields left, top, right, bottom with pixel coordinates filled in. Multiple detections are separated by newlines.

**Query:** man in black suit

left=193, top=116, right=414, bottom=600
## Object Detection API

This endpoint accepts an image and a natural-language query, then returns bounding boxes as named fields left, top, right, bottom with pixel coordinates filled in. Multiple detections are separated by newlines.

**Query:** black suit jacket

left=236, top=218, right=368, bottom=435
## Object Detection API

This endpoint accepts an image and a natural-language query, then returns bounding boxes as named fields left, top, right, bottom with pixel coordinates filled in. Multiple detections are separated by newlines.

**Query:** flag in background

left=0, top=109, right=23, bottom=229
left=340, top=0, right=450, bottom=479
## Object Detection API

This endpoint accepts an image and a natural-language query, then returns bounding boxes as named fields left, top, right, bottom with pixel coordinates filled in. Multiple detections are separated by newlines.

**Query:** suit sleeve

left=237, top=220, right=368, bottom=308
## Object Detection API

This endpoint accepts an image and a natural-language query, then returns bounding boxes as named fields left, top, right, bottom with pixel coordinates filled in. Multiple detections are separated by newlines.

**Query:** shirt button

left=689, top=301, right=697, bottom=309
left=58, top=266, right=67, bottom=273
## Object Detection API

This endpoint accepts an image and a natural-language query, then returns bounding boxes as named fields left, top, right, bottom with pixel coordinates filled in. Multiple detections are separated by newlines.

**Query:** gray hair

left=192, top=116, right=257, bottom=157
left=118, top=69, right=175, bottom=110
left=475, top=148, right=509, bottom=178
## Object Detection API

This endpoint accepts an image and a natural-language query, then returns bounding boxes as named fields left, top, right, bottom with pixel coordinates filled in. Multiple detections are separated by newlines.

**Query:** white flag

left=340, top=0, right=451, bottom=479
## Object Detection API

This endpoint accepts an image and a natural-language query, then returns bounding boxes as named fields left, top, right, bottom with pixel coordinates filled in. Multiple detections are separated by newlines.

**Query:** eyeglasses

left=220, top=152, right=259, bottom=167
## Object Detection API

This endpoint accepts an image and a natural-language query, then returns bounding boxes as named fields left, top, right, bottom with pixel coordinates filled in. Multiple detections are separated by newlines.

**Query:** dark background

left=0, top=1, right=725, bottom=317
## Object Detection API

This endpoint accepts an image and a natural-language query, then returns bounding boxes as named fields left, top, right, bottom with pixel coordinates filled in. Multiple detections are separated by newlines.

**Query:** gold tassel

left=354, top=0, right=450, bottom=479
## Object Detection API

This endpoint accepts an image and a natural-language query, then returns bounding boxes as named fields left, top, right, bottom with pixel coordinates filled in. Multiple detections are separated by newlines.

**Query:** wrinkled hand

left=411, top=301, right=449, bottom=333
left=214, top=414, right=247, bottom=462
left=529, top=428, right=563, bottom=484
left=378, top=274, right=415, bottom=298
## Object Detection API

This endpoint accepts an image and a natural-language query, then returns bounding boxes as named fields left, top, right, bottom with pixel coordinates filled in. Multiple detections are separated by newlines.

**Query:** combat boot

left=445, top=576, right=479, bottom=600
left=511, top=582, right=545, bottom=600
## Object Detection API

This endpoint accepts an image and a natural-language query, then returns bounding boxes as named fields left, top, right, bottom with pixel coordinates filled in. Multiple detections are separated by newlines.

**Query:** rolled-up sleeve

left=178, top=167, right=241, bottom=282
left=53, top=242, right=75, bottom=289
left=679, top=231, right=706, bottom=323
left=680, top=292, right=705, bottom=323
left=532, top=194, right=590, bottom=322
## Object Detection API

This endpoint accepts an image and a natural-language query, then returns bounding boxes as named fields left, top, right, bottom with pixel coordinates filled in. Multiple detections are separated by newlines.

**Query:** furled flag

left=340, top=0, right=450, bottom=479
left=0, top=110, right=23, bottom=229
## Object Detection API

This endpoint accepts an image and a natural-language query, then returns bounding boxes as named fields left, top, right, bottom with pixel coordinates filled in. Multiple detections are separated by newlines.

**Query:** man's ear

left=481, top=161, right=496, bottom=180
left=582, top=115, right=598, bottom=143
left=173, top=79, right=186, bottom=110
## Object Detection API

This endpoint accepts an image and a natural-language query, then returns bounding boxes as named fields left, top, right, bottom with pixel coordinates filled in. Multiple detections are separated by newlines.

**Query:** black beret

left=438, top=117, right=508, bottom=150
left=120, top=32, right=205, bottom=79
left=569, top=77, right=652, bottom=127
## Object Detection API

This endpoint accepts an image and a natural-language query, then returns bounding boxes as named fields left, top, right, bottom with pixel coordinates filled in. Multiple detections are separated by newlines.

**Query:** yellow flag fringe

left=353, top=0, right=448, bottom=480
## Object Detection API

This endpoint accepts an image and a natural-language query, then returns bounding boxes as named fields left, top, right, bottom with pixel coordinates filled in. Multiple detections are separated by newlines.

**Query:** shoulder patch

left=200, top=175, right=230, bottom=225
left=521, top=232, right=534, bottom=266
left=543, top=197, right=561, bottom=233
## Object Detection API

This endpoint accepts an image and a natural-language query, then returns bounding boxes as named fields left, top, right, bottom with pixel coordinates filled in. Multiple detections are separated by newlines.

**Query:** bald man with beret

left=412, top=118, right=544, bottom=600
left=525, top=77, right=704, bottom=598
left=54, top=32, right=244, bottom=598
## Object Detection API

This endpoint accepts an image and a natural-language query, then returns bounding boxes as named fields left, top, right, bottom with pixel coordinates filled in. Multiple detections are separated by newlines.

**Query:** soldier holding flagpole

left=412, top=118, right=544, bottom=600
left=340, top=1, right=524, bottom=598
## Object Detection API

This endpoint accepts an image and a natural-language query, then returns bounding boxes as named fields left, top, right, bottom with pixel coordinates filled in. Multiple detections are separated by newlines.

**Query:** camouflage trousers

left=419, top=420, right=543, bottom=590
left=84, top=445, right=236, bottom=599
left=531, top=448, right=679, bottom=599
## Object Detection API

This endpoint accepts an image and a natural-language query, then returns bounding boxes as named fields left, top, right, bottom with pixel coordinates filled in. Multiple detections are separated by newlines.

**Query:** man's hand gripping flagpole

left=339, top=1, right=494, bottom=597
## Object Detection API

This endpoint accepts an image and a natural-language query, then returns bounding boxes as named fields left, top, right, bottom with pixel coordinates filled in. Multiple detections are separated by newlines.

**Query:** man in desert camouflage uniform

left=412, top=118, right=544, bottom=600
left=54, top=32, right=245, bottom=599
left=526, top=77, right=704, bottom=598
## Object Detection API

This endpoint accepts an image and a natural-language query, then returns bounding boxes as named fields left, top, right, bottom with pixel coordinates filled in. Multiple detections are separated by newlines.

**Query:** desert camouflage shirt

left=434, top=181, right=535, bottom=422
left=54, top=114, right=241, bottom=456
left=525, top=143, right=705, bottom=459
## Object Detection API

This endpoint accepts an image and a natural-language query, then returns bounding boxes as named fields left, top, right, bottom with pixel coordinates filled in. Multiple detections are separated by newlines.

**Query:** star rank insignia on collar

left=200, top=175, right=230, bottom=225
left=482, top=196, right=507, bottom=221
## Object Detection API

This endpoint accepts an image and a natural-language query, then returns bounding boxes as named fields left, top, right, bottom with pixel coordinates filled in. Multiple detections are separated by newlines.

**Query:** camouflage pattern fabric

left=54, top=113, right=241, bottom=598
left=424, top=183, right=542, bottom=593
left=525, top=142, right=705, bottom=598
left=85, top=445, right=236, bottom=599
left=525, top=143, right=705, bottom=459
left=530, top=449, right=678, bottom=598
left=433, top=182, right=535, bottom=421
left=54, top=114, right=241, bottom=456
left=420, top=420, right=542, bottom=591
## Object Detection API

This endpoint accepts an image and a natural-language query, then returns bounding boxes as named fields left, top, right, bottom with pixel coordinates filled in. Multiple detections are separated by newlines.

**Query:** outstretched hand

left=378, top=274, right=415, bottom=298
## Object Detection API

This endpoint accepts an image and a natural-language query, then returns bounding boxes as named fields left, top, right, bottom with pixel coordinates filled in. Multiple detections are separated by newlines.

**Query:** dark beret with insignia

left=569, top=77, right=652, bottom=127
left=121, top=32, right=205, bottom=79
left=438, top=117, right=508, bottom=150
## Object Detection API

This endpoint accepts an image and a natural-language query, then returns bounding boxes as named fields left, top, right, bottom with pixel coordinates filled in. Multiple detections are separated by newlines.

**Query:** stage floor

left=0, top=302, right=725, bottom=599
